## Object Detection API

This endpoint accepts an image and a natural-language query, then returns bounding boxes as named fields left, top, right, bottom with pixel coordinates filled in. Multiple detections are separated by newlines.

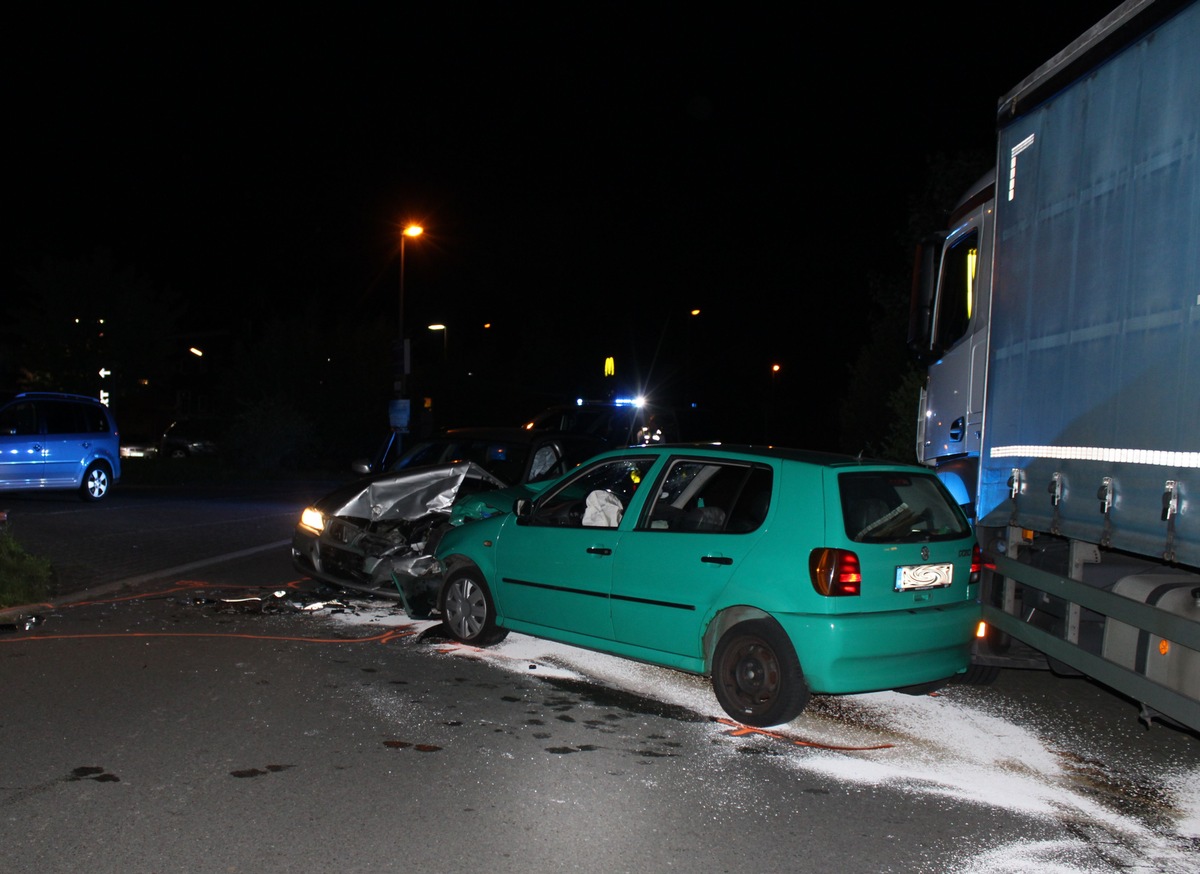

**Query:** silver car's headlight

left=299, top=507, right=327, bottom=534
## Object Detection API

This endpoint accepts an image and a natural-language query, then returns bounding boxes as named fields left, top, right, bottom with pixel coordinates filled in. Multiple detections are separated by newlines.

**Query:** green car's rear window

left=838, top=471, right=970, bottom=543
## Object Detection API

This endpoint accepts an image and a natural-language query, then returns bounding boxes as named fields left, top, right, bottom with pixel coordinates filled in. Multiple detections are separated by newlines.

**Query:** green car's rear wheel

left=712, top=619, right=808, bottom=727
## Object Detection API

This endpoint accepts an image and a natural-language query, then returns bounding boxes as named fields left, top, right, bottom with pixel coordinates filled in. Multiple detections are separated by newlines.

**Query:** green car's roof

left=606, top=443, right=921, bottom=470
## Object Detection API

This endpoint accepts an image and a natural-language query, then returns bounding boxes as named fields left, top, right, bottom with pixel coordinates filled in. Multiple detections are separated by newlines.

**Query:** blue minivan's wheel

left=81, top=463, right=111, bottom=501
left=712, top=619, right=809, bottom=727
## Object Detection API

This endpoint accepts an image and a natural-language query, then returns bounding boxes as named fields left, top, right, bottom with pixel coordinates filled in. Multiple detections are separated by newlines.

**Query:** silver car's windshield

left=391, top=438, right=531, bottom=485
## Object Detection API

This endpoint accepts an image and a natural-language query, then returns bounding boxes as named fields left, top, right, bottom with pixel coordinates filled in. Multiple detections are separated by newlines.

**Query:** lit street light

left=386, top=222, right=426, bottom=449
left=767, top=362, right=782, bottom=443
left=397, top=223, right=424, bottom=394
left=428, top=323, right=448, bottom=362
left=684, top=308, right=700, bottom=407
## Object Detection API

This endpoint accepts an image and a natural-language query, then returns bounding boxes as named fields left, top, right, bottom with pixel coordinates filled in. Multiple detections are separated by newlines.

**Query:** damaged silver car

left=291, top=427, right=607, bottom=612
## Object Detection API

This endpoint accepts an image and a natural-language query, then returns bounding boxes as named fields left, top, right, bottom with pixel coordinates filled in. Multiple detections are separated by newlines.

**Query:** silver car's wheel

left=440, top=570, right=508, bottom=646
left=81, top=464, right=111, bottom=501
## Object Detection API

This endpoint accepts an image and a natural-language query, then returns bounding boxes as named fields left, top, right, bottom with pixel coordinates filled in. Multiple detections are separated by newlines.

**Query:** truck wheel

left=712, top=619, right=809, bottom=727
left=440, top=569, right=509, bottom=646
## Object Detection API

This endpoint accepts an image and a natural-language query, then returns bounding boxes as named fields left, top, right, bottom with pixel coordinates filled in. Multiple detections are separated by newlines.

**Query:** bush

left=0, top=528, right=53, bottom=609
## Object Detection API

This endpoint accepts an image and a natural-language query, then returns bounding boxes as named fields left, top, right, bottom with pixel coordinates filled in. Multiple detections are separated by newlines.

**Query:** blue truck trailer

left=908, top=0, right=1200, bottom=731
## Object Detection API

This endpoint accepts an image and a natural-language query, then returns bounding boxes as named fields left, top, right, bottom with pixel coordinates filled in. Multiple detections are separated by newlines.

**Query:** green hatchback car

left=432, top=444, right=981, bottom=727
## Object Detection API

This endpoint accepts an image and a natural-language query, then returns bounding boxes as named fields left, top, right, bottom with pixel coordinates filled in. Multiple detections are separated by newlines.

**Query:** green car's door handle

left=701, top=555, right=732, bottom=565
left=587, top=547, right=612, bottom=555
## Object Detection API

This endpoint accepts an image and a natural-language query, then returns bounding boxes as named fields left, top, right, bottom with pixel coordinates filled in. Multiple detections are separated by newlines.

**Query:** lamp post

left=428, top=323, right=448, bottom=362
left=684, top=308, right=700, bottom=407
left=397, top=224, right=424, bottom=393
left=767, top=362, right=781, bottom=443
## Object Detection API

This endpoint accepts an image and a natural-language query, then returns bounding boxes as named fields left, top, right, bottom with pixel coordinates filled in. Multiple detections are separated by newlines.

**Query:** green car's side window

left=529, top=457, right=658, bottom=528
left=640, top=459, right=772, bottom=533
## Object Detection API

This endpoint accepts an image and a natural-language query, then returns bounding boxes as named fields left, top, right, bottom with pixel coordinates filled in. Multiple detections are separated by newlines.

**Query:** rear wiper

left=856, top=503, right=917, bottom=539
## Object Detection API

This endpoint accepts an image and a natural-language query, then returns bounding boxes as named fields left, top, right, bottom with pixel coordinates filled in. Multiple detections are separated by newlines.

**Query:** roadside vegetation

left=0, top=526, right=52, bottom=609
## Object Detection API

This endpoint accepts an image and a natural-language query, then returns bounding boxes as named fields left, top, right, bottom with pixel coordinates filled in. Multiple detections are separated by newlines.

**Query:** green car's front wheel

left=440, top=569, right=509, bottom=646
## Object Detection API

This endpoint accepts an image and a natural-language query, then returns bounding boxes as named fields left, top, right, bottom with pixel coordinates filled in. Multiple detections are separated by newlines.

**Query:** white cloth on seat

left=582, top=489, right=624, bottom=527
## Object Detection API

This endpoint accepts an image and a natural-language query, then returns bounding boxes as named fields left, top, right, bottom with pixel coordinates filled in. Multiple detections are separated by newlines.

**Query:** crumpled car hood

left=316, top=462, right=507, bottom=522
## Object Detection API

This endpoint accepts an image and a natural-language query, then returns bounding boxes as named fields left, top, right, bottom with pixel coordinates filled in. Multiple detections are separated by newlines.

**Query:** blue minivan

left=0, top=392, right=121, bottom=501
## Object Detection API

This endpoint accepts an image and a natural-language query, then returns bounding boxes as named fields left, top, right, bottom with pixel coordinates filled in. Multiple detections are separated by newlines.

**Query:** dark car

left=159, top=418, right=224, bottom=459
left=292, top=426, right=609, bottom=602
left=521, top=398, right=680, bottom=445
left=354, top=399, right=680, bottom=477
left=0, top=391, right=121, bottom=501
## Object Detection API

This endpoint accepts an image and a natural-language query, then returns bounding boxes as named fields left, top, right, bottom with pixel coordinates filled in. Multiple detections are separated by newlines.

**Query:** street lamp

left=398, top=224, right=424, bottom=352
left=428, top=323, right=448, bottom=362
left=684, top=308, right=700, bottom=406
left=767, top=363, right=782, bottom=443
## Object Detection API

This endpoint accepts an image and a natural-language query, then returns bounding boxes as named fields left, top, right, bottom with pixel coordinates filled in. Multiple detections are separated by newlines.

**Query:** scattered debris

left=177, top=588, right=403, bottom=622
left=383, top=740, right=442, bottom=752
left=67, top=766, right=120, bottom=783
left=230, top=764, right=292, bottom=778
left=0, top=614, right=44, bottom=633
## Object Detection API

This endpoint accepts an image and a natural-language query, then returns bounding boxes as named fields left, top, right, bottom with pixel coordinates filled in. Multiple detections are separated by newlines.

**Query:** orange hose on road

left=712, top=716, right=895, bottom=751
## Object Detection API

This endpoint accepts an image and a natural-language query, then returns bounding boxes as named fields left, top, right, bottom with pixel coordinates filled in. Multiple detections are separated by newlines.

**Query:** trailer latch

left=1162, top=480, right=1177, bottom=522
left=1048, top=472, right=1063, bottom=507
left=1097, top=477, right=1114, bottom=515
left=1008, top=468, right=1022, bottom=499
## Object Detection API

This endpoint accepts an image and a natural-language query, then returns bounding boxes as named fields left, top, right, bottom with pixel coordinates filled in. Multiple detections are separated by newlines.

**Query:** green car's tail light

left=809, top=548, right=861, bottom=596
left=970, top=543, right=983, bottom=585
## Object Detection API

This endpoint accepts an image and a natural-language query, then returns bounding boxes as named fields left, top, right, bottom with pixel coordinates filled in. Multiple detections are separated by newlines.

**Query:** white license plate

left=894, top=563, right=953, bottom=591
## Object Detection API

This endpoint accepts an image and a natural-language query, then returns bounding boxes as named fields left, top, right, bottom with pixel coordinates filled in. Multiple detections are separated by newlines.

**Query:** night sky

left=8, top=3, right=1125, bottom=443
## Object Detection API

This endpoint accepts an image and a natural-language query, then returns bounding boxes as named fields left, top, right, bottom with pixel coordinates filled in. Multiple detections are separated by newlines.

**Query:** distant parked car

left=430, top=443, right=981, bottom=726
left=0, top=391, right=121, bottom=500
left=120, top=434, right=160, bottom=459
left=293, top=426, right=609, bottom=601
left=160, top=418, right=224, bottom=459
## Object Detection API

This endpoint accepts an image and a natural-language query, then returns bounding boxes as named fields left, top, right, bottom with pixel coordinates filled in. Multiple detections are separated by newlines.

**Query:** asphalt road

left=0, top=475, right=339, bottom=598
left=1, top=477, right=1197, bottom=874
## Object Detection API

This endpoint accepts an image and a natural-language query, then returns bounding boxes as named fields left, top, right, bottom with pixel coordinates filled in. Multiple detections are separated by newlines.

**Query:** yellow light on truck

left=976, top=621, right=988, bottom=639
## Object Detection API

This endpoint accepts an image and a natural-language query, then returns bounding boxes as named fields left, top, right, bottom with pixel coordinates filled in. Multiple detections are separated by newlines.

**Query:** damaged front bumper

left=291, top=461, right=520, bottom=616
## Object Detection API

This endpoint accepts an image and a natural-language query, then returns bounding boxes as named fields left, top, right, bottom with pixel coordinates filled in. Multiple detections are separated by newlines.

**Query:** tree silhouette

left=12, top=249, right=185, bottom=406
left=837, top=149, right=992, bottom=461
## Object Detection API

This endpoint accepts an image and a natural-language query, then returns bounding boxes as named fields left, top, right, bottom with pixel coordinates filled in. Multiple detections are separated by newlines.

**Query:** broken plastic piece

left=0, top=614, right=44, bottom=633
